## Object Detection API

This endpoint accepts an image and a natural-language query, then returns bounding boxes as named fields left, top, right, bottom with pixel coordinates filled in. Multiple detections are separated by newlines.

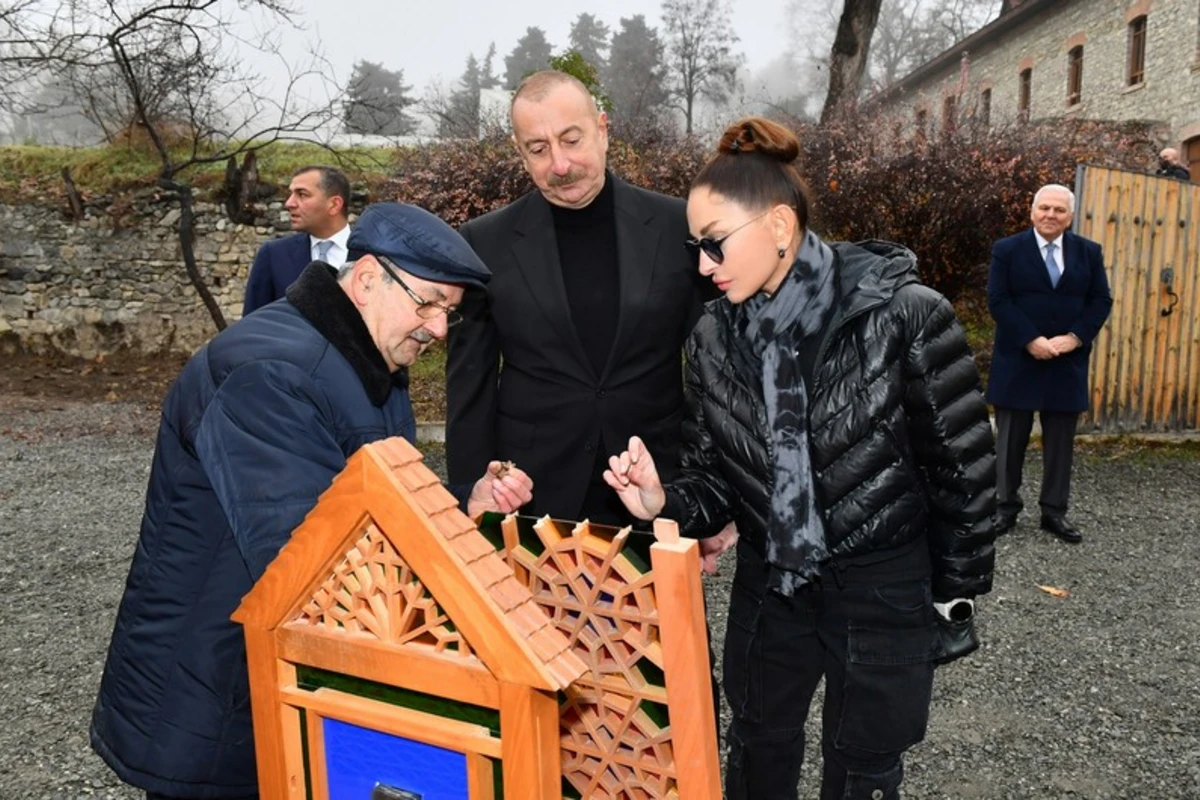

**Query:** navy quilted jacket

left=90, top=264, right=416, bottom=797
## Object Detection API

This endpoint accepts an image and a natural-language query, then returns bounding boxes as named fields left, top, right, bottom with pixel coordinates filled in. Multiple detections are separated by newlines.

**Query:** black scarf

left=285, top=262, right=407, bottom=407
left=735, top=231, right=838, bottom=594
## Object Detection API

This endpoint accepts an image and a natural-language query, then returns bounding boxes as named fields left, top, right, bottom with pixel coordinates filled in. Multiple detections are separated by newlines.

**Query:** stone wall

left=881, top=0, right=1200, bottom=149
left=0, top=192, right=296, bottom=358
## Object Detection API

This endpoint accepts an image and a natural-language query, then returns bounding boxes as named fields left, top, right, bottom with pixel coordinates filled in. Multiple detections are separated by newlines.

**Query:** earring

left=778, top=247, right=787, bottom=258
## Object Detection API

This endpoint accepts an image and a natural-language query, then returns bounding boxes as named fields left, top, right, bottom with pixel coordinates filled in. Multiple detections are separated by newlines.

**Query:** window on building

left=1067, top=46, right=1084, bottom=106
left=979, top=88, right=992, bottom=125
left=1018, top=68, right=1032, bottom=123
left=1128, top=15, right=1147, bottom=86
left=915, top=107, right=928, bottom=137
left=942, top=95, right=957, bottom=134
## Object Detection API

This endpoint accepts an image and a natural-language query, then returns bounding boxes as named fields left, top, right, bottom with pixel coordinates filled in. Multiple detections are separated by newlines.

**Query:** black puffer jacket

left=665, top=240, right=996, bottom=600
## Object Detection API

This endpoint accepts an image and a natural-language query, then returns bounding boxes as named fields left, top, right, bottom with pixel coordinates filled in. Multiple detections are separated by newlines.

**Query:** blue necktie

left=1045, top=242, right=1060, bottom=288
left=316, top=240, right=333, bottom=263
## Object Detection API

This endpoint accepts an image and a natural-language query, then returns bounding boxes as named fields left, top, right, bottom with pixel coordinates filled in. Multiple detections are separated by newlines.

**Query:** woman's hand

left=603, top=436, right=666, bottom=520
left=699, top=521, right=739, bottom=575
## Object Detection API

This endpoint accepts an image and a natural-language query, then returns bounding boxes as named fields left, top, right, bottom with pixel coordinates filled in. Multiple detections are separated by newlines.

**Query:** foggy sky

left=278, top=0, right=794, bottom=96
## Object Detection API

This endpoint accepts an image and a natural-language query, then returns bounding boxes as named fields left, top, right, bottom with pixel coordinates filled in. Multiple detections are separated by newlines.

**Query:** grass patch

left=1076, top=436, right=1200, bottom=463
left=408, top=339, right=448, bottom=422
left=0, top=141, right=406, bottom=204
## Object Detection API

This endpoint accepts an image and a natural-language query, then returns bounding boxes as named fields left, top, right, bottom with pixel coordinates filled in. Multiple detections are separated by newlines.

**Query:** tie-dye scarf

left=737, top=230, right=837, bottom=594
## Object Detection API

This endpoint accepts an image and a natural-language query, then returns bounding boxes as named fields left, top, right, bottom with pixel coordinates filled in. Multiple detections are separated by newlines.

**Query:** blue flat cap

left=347, top=202, right=490, bottom=288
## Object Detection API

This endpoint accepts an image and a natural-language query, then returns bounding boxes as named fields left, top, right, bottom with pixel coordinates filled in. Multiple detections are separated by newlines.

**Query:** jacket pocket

left=836, top=580, right=938, bottom=755
left=876, top=417, right=930, bottom=513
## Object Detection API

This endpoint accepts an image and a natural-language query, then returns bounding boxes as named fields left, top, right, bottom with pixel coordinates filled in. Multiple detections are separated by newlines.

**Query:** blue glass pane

left=323, top=718, right=468, bottom=800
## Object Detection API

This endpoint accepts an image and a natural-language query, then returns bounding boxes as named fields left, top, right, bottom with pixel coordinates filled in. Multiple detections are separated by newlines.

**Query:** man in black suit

left=986, top=184, right=1112, bottom=543
left=243, top=166, right=351, bottom=315
left=447, top=71, right=714, bottom=528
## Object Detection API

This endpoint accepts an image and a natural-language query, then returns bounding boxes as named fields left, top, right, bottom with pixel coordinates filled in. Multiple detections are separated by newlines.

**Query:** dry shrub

left=378, top=114, right=1155, bottom=314
left=377, top=134, right=706, bottom=228
left=799, top=114, right=1157, bottom=304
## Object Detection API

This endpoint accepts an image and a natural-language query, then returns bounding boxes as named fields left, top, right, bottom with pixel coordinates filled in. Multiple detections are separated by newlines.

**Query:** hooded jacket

left=664, top=241, right=997, bottom=600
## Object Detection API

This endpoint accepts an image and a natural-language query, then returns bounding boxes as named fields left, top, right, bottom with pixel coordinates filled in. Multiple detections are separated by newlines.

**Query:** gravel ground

left=2, top=396, right=1198, bottom=799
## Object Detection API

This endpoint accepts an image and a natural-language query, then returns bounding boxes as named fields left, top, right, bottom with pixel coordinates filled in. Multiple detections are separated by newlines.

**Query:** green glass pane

left=641, top=698, right=670, bottom=729
left=475, top=511, right=507, bottom=551
left=637, top=658, right=665, bottom=690
left=296, top=666, right=501, bottom=736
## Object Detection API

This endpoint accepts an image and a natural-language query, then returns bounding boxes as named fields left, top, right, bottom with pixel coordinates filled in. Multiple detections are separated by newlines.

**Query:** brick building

left=876, top=0, right=1200, bottom=178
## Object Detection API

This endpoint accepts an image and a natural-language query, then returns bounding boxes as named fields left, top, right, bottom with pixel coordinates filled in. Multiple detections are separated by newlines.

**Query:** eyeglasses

left=685, top=211, right=770, bottom=265
left=375, top=254, right=463, bottom=327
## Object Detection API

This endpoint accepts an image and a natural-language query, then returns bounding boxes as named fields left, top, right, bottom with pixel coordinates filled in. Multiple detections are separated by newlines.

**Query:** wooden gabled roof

left=234, top=437, right=587, bottom=692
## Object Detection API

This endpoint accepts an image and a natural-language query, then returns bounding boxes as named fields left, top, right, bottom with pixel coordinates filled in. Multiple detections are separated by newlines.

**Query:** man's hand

left=603, top=436, right=666, bottom=520
left=1025, top=336, right=1060, bottom=360
left=466, top=460, right=533, bottom=518
left=1046, top=334, right=1081, bottom=355
left=699, top=522, right=739, bottom=575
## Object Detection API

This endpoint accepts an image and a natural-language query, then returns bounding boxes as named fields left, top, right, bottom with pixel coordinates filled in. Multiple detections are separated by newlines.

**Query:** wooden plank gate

left=1075, top=164, right=1200, bottom=432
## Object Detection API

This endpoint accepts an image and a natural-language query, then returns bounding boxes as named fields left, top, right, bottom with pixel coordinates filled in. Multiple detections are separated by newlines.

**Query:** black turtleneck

left=550, top=174, right=619, bottom=376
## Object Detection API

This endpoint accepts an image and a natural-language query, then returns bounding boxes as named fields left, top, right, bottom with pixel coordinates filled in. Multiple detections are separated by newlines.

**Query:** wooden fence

left=1075, top=164, right=1200, bottom=432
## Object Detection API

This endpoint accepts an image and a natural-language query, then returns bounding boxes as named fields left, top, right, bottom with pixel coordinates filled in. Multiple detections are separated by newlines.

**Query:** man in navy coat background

left=242, top=165, right=351, bottom=315
left=986, top=183, right=1112, bottom=543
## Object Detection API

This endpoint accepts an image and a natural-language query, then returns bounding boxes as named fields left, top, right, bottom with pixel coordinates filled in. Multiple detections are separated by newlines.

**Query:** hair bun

left=718, top=118, right=800, bottom=163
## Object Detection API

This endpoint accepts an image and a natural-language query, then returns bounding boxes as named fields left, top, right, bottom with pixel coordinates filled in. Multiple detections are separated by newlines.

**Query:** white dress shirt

left=309, top=224, right=351, bottom=268
left=1033, top=230, right=1065, bottom=277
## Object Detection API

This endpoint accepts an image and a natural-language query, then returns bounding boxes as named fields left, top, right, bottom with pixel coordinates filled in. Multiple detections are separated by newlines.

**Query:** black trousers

left=994, top=407, right=1079, bottom=517
left=147, top=793, right=257, bottom=800
left=722, top=545, right=937, bottom=800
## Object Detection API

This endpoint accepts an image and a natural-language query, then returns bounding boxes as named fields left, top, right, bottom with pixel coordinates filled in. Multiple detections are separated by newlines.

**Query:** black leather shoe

left=1040, top=514, right=1082, bottom=544
left=996, top=512, right=1018, bottom=535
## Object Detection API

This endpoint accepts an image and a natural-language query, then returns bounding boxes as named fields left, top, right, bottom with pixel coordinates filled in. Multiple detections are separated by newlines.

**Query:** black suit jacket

left=986, top=228, right=1112, bottom=413
left=446, top=176, right=711, bottom=521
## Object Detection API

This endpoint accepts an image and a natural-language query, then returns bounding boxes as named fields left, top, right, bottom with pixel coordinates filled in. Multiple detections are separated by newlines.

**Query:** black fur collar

left=285, top=263, right=408, bottom=407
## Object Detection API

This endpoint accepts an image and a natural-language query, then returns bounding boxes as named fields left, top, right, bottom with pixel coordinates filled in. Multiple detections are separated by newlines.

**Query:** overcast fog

left=2, top=0, right=1000, bottom=144
left=286, top=0, right=793, bottom=91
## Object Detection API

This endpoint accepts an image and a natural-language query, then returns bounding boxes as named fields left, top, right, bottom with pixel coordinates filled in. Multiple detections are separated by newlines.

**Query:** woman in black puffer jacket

left=605, top=117, right=997, bottom=800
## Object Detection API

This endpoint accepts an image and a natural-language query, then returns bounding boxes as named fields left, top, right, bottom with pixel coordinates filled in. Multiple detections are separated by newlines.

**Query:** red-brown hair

left=691, top=117, right=810, bottom=229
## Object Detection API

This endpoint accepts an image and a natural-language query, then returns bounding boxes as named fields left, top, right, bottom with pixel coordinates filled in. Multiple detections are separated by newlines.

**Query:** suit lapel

left=1060, top=231, right=1083, bottom=289
left=510, top=193, right=597, bottom=380
left=600, top=178, right=658, bottom=382
left=292, top=234, right=311, bottom=267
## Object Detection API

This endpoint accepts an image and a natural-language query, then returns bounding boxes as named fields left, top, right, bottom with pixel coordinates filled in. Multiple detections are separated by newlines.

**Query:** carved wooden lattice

left=503, top=518, right=678, bottom=799
left=292, top=523, right=474, bottom=658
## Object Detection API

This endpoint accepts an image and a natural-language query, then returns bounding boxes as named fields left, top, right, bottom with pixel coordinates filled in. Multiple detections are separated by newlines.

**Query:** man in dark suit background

left=243, top=165, right=351, bottom=315
left=447, top=70, right=715, bottom=528
left=987, top=183, right=1113, bottom=543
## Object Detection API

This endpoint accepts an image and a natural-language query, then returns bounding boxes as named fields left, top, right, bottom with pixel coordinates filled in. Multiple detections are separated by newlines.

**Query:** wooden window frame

left=979, top=88, right=992, bottom=125
left=941, top=95, right=957, bottom=134
left=1018, top=68, right=1032, bottom=123
left=1067, top=46, right=1084, bottom=106
left=1128, top=16, right=1147, bottom=86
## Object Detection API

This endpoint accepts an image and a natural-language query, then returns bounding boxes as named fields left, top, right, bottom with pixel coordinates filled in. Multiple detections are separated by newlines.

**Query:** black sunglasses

left=374, top=254, right=463, bottom=327
left=685, top=211, right=770, bottom=265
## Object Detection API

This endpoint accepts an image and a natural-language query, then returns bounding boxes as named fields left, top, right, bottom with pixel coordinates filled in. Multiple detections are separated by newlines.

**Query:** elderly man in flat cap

left=90, top=203, right=532, bottom=800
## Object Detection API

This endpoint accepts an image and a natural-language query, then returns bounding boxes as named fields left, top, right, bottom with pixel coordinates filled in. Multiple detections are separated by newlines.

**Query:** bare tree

left=661, top=0, right=742, bottom=135
left=787, top=0, right=998, bottom=121
left=821, top=0, right=884, bottom=123
left=870, top=0, right=999, bottom=87
left=16, top=1, right=340, bottom=331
